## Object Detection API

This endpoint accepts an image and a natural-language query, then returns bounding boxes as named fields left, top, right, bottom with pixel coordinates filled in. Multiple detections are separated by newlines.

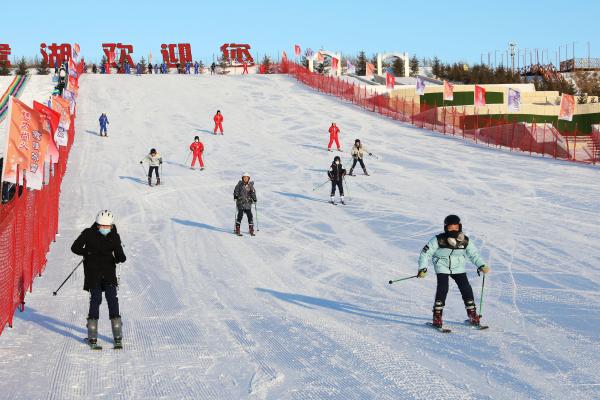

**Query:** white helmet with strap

left=96, top=210, right=114, bottom=225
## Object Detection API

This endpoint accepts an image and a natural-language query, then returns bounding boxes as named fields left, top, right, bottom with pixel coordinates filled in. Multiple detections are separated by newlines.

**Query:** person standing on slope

left=71, top=210, right=126, bottom=349
left=189, top=136, right=205, bottom=170
left=328, top=155, right=346, bottom=205
left=417, top=215, right=490, bottom=328
left=213, top=110, right=224, bottom=135
left=140, top=148, right=163, bottom=186
left=99, top=113, right=109, bottom=137
left=327, top=122, right=341, bottom=152
left=349, top=139, right=371, bottom=176
left=234, top=173, right=257, bottom=236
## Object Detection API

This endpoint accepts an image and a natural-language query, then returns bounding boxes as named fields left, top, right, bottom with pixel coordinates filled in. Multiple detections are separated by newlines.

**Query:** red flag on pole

left=386, top=71, right=395, bottom=89
left=33, top=101, right=60, bottom=163
left=366, top=62, right=375, bottom=76
left=294, top=45, right=301, bottom=57
left=332, top=57, right=339, bottom=71
left=474, top=85, right=486, bottom=107
left=443, top=80, right=454, bottom=101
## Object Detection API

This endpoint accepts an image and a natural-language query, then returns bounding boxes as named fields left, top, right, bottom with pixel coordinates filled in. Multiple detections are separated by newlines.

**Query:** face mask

left=99, top=228, right=111, bottom=236
left=335, top=161, right=340, bottom=165
left=446, top=232, right=465, bottom=247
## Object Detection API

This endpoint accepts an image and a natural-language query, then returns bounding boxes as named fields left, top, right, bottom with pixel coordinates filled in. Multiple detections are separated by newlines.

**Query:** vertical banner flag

left=306, top=48, right=314, bottom=58
left=386, top=70, right=395, bottom=89
left=443, top=80, right=454, bottom=101
left=366, top=62, right=375, bottom=76
left=282, top=51, right=288, bottom=62
left=316, top=52, right=324, bottom=63
left=474, top=85, right=486, bottom=107
left=72, top=43, right=81, bottom=61
left=2, top=97, right=49, bottom=190
left=149, top=50, right=153, bottom=64
left=33, top=101, right=60, bottom=163
left=346, top=60, right=355, bottom=74
left=294, top=45, right=301, bottom=57
left=508, top=88, right=521, bottom=113
left=416, top=76, right=426, bottom=95
left=558, top=94, right=575, bottom=121
left=51, top=96, right=71, bottom=146
left=63, top=89, right=76, bottom=114
left=68, top=57, right=78, bottom=78
left=331, top=57, right=339, bottom=74
left=68, top=75, right=79, bottom=93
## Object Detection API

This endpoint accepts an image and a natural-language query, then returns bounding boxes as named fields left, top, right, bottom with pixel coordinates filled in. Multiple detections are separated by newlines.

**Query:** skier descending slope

left=99, top=113, right=109, bottom=137
left=418, top=215, right=490, bottom=331
left=71, top=210, right=127, bottom=350
left=349, top=138, right=371, bottom=176
left=233, top=173, right=257, bottom=236
left=328, top=155, right=346, bottom=205
left=213, top=110, right=224, bottom=135
left=140, top=148, right=163, bottom=186
left=189, top=136, right=205, bottom=170
left=327, top=122, right=341, bottom=152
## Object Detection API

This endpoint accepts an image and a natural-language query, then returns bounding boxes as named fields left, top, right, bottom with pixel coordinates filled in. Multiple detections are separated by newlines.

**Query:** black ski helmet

left=444, top=215, right=462, bottom=232
left=333, top=155, right=341, bottom=163
left=194, top=136, right=199, bottom=141
left=355, top=139, right=361, bottom=145
left=150, top=148, right=156, bottom=154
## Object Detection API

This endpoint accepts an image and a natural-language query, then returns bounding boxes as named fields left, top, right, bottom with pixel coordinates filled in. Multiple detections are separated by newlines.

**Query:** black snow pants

left=350, top=157, right=366, bottom=171
left=236, top=209, right=254, bottom=225
left=148, top=166, right=159, bottom=178
left=88, top=282, right=120, bottom=319
left=330, top=181, right=344, bottom=196
left=435, top=273, right=474, bottom=307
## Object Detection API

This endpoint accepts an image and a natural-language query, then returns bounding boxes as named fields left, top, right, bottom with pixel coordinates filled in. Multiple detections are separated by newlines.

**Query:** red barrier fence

left=0, top=111, right=77, bottom=336
left=286, top=62, right=598, bottom=165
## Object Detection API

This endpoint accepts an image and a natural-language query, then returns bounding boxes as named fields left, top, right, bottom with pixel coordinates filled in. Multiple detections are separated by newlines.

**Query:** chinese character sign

left=102, top=43, right=134, bottom=68
left=508, top=88, right=521, bottom=113
left=2, top=97, right=49, bottom=190
left=161, top=44, right=193, bottom=68
left=474, top=85, right=486, bottom=107
left=220, top=43, right=254, bottom=65
left=558, top=94, right=575, bottom=122
left=443, top=80, right=454, bottom=101
left=33, top=101, right=60, bottom=163
left=51, top=96, right=71, bottom=147
left=0, top=44, right=11, bottom=67
left=40, top=43, right=72, bottom=67
left=416, top=76, right=426, bottom=95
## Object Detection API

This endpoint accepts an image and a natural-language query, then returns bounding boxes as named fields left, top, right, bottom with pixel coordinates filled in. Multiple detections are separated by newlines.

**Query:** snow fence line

left=279, top=62, right=599, bottom=166
left=0, top=81, right=79, bottom=337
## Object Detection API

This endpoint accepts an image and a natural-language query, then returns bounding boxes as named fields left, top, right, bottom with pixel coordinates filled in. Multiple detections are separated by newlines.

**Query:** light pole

left=509, top=42, right=517, bottom=73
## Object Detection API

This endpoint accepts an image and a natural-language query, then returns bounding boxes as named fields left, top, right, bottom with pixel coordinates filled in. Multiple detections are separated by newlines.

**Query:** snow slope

left=0, top=73, right=599, bottom=400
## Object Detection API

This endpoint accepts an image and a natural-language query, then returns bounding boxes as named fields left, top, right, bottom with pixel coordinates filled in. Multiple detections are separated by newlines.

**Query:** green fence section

left=420, top=91, right=504, bottom=107
left=483, top=113, right=600, bottom=134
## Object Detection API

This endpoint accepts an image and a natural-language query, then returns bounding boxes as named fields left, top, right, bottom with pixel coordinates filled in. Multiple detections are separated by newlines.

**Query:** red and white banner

left=366, top=62, right=375, bottom=76
left=33, top=101, right=60, bottom=163
left=316, top=52, right=324, bottom=63
left=2, top=97, right=50, bottom=190
left=51, top=96, right=71, bottom=147
left=386, top=71, right=395, bottom=89
left=443, top=80, right=454, bottom=101
left=331, top=57, right=339, bottom=72
left=282, top=51, right=288, bottom=62
left=558, top=94, right=575, bottom=121
left=474, top=85, right=486, bottom=107
left=72, top=43, right=81, bottom=61
left=294, top=45, right=301, bottom=57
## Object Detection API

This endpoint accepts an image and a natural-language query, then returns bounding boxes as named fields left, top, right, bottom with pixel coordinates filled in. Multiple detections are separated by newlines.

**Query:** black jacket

left=71, top=224, right=126, bottom=291
left=328, top=163, right=346, bottom=182
left=234, top=181, right=257, bottom=211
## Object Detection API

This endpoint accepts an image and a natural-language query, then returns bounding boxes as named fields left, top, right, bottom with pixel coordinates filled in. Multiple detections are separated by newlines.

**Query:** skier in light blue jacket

left=418, top=215, right=490, bottom=328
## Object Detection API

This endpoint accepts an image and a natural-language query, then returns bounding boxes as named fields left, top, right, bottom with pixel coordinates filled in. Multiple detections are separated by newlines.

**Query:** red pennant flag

left=332, top=57, right=339, bottom=71
left=294, top=45, right=301, bottom=57
left=386, top=71, right=395, bottom=89
left=366, top=62, right=375, bottom=76
left=33, top=101, right=60, bottom=163
left=443, top=80, right=454, bottom=101
left=474, top=85, right=486, bottom=107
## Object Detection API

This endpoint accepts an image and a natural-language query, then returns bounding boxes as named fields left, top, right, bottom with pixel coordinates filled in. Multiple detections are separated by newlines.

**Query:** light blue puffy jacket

left=418, top=233, right=485, bottom=274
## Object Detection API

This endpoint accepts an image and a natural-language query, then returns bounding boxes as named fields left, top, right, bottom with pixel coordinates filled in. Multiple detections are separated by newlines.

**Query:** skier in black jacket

left=328, top=155, right=346, bottom=205
left=233, top=173, right=257, bottom=236
left=71, top=210, right=126, bottom=349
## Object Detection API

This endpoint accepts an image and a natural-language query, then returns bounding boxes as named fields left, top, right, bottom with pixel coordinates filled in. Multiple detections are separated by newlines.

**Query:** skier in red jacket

left=328, top=122, right=341, bottom=152
left=213, top=110, right=224, bottom=135
left=189, top=136, right=205, bottom=170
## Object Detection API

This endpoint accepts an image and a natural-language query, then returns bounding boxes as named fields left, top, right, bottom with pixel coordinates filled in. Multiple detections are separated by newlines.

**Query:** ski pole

left=343, top=176, right=351, bottom=200
left=479, top=274, right=486, bottom=318
left=53, top=260, right=83, bottom=296
left=312, top=179, right=330, bottom=191
left=140, top=162, right=146, bottom=178
left=368, top=153, right=380, bottom=160
left=254, top=202, right=259, bottom=231
left=388, top=275, right=419, bottom=284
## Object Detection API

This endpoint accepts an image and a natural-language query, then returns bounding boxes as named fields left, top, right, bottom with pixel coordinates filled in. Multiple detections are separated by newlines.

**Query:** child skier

left=327, top=155, right=346, bottom=205
left=189, top=136, right=205, bottom=170
left=213, top=110, right=224, bottom=134
left=349, top=139, right=372, bottom=176
left=99, top=113, right=109, bottom=137
left=417, top=215, right=490, bottom=329
left=71, top=210, right=126, bottom=349
left=327, top=122, right=341, bottom=152
left=233, top=173, right=257, bottom=236
left=140, top=148, right=163, bottom=186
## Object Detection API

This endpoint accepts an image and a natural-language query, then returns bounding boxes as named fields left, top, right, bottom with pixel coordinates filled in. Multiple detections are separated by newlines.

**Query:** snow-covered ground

left=0, top=73, right=599, bottom=400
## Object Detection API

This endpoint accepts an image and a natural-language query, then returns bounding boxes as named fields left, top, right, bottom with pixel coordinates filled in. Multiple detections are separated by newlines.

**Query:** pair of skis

left=329, top=200, right=345, bottom=205
left=426, top=320, right=489, bottom=333
left=85, top=338, right=122, bottom=350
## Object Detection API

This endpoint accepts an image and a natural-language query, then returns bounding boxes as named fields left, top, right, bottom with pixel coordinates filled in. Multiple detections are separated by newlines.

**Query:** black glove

left=369, top=153, right=373, bottom=156
left=139, top=161, right=143, bottom=164
left=159, top=161, right=163, bottom=165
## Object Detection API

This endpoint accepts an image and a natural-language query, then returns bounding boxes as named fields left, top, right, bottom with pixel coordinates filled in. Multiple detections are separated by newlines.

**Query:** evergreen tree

left=356, top=51, right=367, bottom=75
left=0, top=60, right=11, bottom=76
left=391, top=57, right=405, bottom=77
left=139, top=57, right=147, bottom=73
left=36, top=58, right=50, bottom=75
left=432, top=57, right=441, bottom=78
left=261, top=55, right=272, bottom=74
left=409, top=55, right=419, bottom=77
left=218, top=55, right=228, bottom=71
left=14, top=57, right=29, bottom=76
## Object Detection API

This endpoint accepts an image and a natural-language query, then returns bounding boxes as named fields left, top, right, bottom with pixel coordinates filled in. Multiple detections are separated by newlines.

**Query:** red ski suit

left=328, top=125, right=340, bottom=150
left=190, top=141, right=204, bottom=168
left=214, top=113, right=224, bottom=134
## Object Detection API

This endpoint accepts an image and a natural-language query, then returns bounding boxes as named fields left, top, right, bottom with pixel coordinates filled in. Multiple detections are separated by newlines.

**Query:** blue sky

left=1, top=0, right=596, bottom=66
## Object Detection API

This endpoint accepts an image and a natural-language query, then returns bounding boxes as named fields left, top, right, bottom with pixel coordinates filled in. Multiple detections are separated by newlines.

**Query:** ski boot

left=328, top=148, right=332, bottom=152
left=147, top=176, right=152, bottom=186
left=363, top=168, right=370, bottom=176
left=111, top=316, right=123, bottom=349
left=348, top=168, right=354, bottom=176
left=340, top=196, right=346, bottom=205
left=86, top=318, right=102, bottom=350
left=465, top=300, right=480, bottom=326
left=249, top=224, right=255, bottom=236
left=156, top=177, right=161, bottom=186
left=235, top=223, right=242, bottom=236
left=432, top=301, right=444, bottom=328
left=329, top=196, right=336, bottom=205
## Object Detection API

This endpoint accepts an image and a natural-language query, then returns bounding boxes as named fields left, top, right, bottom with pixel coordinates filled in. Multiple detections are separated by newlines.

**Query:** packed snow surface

left=0, top=74, right=599, bottom=400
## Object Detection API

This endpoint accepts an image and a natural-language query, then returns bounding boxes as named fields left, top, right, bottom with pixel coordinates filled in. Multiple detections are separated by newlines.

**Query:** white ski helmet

left=96, top=210, right=115, bottom=225
left=242, top=172, right=251, bottom=179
